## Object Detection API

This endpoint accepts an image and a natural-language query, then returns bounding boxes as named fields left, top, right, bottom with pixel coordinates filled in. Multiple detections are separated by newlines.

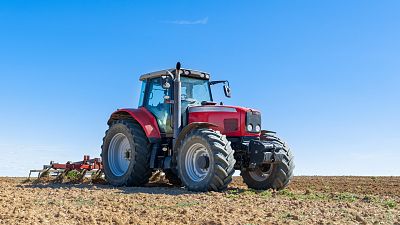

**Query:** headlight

left=255, top=125, right=261, bottom=132
left=247, top=124, right=253, bottom=132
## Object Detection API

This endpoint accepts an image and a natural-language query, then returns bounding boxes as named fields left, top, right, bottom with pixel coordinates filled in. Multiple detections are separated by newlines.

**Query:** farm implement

left=29, top=155, right=103, bottom=182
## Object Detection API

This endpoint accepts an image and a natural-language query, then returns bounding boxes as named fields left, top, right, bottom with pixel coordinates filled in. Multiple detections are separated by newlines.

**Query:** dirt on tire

left=0, top=176, right=399, bottom=224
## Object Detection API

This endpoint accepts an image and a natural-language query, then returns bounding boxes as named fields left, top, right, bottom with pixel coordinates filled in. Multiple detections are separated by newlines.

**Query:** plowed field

left=0, top=176, right=399, bottom=224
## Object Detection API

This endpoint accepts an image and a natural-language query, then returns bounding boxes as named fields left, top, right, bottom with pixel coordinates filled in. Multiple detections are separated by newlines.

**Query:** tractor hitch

left=248, top=140, right=285, bottom=168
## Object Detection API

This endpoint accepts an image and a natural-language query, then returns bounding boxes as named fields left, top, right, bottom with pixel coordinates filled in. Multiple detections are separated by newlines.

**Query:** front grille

left=224, top=118, right=239, bottom=132
left=246, top=111, right=261, bottom=133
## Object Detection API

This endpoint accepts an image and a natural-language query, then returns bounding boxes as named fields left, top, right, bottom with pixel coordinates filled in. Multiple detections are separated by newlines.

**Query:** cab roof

left=139, top=68, right=210, bottom=81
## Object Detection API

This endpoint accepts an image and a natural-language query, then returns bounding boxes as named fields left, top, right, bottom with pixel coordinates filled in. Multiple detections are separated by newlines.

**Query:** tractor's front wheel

left=241, top=133, right=294, bottom=190
left=177, top=128, right=236, bottom=192
left=101, top=120, right=152, bottom=186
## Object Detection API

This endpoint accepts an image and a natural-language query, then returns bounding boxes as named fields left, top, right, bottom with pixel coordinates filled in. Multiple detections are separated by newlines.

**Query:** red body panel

left=111, top=107, right=161, bottom=139
left=111, top=106, right=259, bottom=138
left=188, top=105, right=260, bottom=137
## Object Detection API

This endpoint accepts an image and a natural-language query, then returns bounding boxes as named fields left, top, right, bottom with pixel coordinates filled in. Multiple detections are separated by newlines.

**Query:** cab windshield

left=181, top=76, right=212, bottom=105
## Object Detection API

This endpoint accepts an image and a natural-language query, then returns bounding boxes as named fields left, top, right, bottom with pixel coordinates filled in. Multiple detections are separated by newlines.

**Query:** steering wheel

left=184, top=98, right=197, bottom=104
left=181, top=93, right=188, bottom=100
left=181, top=94, right=197, bottom=104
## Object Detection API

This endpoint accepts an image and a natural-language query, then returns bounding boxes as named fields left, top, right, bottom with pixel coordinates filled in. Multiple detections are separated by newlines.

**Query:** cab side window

left=145, top=78, right=172, bottom=133
left=138, top=81, right=147, bottom=107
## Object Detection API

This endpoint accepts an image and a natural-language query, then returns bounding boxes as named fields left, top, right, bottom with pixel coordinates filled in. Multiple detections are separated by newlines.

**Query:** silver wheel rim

left=108, top=133, right=131, bottom=176
left=248, top=165, right=274, bottom=182
left=185, top=143, right=211, bottom=182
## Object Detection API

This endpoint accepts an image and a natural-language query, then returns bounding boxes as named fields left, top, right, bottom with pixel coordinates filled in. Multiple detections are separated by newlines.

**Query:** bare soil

left=0, top=176, right=399, bottom=224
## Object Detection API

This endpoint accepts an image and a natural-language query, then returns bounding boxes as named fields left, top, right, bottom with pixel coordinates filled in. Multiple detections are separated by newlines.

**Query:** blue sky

left=0, top=1, right=399, bottom=176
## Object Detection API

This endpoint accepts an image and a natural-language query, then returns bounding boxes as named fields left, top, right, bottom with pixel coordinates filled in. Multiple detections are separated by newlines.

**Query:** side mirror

left=223, top=85, right=232, bottom=98
left=162, top=82, right=170, bottom=89
left=162, top=78, right=171, bottom=89
left=210, top=80, right=231, bottom=98
left=162, top=77, right=171, bottom=103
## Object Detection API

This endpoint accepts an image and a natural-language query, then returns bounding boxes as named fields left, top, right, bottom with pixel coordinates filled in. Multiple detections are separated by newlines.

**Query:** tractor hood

left=187, top=105, right=261, bottom=137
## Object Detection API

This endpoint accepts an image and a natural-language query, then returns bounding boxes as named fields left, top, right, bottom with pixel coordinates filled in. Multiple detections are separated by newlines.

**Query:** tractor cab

left=139, top=69, right=230, bottom=135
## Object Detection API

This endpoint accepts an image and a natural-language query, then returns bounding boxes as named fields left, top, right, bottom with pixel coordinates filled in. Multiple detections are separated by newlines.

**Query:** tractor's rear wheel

left=177, top=128, right=236, bottom=192
left=101, top=120, right=152, bottom=186
left=241, top=133, right=294, bottom=190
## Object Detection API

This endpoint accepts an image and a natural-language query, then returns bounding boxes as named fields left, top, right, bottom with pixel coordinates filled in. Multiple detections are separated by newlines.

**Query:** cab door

left=143, top=77, right=172, bottom=134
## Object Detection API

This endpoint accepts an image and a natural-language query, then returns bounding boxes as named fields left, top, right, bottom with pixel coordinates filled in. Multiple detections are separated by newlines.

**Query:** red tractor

left=101, top=63, right=294, bottom=191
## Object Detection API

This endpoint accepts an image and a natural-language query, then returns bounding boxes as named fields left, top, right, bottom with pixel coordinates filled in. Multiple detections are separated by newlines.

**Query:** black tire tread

left=101, top=120, right=152, bottom=187
left=241, top=134, right=294, bottom=190
left=177, top=128, right=236, bottom=192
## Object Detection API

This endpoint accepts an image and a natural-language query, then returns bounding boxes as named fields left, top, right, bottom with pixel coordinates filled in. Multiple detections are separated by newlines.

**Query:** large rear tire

left=101, top=120, right=152, bottom=187
left=241, top=133, right=294, bottom=190
left=177, top=128, right=236, bottom=192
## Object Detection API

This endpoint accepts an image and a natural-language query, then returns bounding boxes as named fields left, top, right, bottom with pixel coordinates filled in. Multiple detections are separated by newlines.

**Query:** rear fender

left=108, top=107, right=161, bottom=141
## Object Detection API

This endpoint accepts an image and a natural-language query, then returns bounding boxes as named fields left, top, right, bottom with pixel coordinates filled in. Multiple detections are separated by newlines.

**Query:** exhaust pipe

left=173, top=62, right=182, bottom=146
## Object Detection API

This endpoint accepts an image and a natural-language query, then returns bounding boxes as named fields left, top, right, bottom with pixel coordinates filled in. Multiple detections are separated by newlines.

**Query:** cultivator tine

left=39, top=168, right=51, bottom=178
left=28, top=170, right=36, bottom=179
left=54, top=170, right=67, bottom=183
left=28, top=169, right=48, bottom=180
left=78, top=169, right=87, bottom=182
left=91, top=169, right=103, bottom=180
left=89, top=169, right=104, bottom=184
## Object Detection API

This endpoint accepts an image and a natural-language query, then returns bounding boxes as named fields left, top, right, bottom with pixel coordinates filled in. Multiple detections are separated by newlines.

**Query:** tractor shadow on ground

left=20, top=177, right=252, bottom=196
left=20, top=179, right=208, bottom=196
